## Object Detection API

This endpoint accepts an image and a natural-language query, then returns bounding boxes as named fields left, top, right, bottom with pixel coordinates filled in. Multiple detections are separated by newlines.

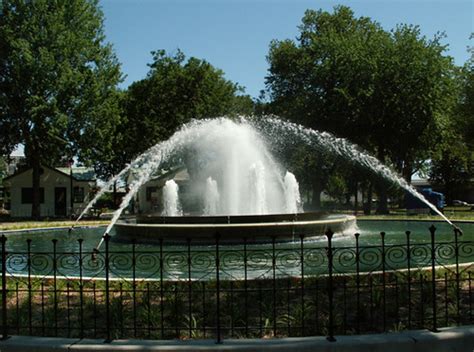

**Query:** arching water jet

left=251, top=115, right=455, bottom=227
left=83, top=115, right=456, bottom=250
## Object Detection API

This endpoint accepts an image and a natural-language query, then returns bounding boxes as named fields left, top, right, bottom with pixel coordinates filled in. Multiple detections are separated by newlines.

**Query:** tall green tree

left=0, top=0, right=122, bottom=218
left=458, top=34, right=474, bottom=150
left=0, top=156, right=6, bottom=184
left=266, top=6, right=456, bottom=213
left=104, top=50, right=251, bottom=175
left=430, top=35, right=474, bottom=204
left=429, top=140, right=473, bottom=205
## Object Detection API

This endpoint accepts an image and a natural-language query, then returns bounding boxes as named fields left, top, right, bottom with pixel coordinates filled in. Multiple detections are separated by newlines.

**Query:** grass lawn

left=0, top=206, right=472, bottom=231
left=355, top=206, right=474, bottom=222
left=0, top=219, right=109, bottom=231
left=329, top=206, right=473, bottom=222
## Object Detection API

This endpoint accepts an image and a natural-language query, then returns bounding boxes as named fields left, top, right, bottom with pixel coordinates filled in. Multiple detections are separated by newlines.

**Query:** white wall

left=4, top=167, right=93, bottom=218
left=137, top=179, right=164, bottom=214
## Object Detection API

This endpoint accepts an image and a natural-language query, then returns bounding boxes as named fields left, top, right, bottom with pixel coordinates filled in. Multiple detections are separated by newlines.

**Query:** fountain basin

left=114, top=212, right=356, bottom=243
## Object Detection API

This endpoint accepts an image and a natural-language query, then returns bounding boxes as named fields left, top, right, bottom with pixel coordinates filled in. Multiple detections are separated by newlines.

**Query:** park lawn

left=0, top=207, right=473, bottom=231
left=0, top=220, right=108, bottom=231
left=356, top=206, right=474, bottom=222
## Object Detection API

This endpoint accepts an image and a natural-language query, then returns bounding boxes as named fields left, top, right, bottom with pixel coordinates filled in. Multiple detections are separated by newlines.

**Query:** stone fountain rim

left=118, top=214, right=356, bottom=229
left=113, top=213, right=356, bottom=243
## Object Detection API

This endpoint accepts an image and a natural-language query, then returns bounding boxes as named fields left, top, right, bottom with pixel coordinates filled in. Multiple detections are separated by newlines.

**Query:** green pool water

left=2, top=219, right=473, bottom=280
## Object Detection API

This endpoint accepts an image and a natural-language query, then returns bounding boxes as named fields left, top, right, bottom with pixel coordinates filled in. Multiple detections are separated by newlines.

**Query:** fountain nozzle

left=91, top=247, right=100, bottom=260
left=454, top=225, right=463, bottom=236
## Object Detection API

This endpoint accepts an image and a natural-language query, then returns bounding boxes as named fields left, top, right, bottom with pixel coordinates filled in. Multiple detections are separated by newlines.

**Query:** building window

left=21, top=188, right=44, bottom=204
left=73, top=187, right=85, bottom=203
left=146, top=187, right=157, bottom=201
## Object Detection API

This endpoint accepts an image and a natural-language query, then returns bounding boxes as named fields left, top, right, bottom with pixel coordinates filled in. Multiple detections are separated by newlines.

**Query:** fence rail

left=0, top=226, right=473, bottom=343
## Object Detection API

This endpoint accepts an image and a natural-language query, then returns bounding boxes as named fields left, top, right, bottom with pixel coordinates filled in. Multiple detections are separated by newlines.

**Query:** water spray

left=86, top=116, right=459, bottom=250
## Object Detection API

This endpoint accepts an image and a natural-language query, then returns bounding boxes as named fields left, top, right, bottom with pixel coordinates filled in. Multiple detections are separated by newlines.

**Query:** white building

left=133, top=167, right=190, bottom=214
left=3, top=165, right=96, bottom=218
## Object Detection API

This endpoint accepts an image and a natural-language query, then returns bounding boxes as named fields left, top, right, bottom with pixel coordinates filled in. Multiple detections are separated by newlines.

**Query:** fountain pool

left=4, top=220, right=472, bottom=280
left=73, top=116, right=454, bottom=249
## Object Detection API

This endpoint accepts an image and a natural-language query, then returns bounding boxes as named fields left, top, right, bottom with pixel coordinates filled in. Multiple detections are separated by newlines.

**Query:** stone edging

left=0, top=325, right=473, bottom=352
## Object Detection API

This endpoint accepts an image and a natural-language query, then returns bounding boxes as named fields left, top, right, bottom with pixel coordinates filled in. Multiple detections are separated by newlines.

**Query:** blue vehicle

left=405, top=188, right=445, bottom=214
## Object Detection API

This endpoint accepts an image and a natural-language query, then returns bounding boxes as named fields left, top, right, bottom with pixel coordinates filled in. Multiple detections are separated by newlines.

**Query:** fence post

left=78, top=238, right=84, bottom=339
left=132, top=239, right=137, bottom=338
left=1, top=234, right=8, bottom=340
left=354, top=233, right=361, bottom=334
left=429, top=225, right=438, bottom=332
left=52, top=239, right=58, bottom=336
left=381, top=232, right=386, bottom=332
left=159, top=238, right=164, bottom=339
left=326, top=228, right=336, bottom=342
left=187, top=238, right=192, bottom=339
left=27, top=239, right=32, bottom=335
left=454, top=227, right=461, bottom=325
left=104, top=233, right=112, bottom=343
left=215, top=233, right=221, bottom=344
left=244, top=237, right=248, bottom=337
left=272, top=236, right=277, bottom=337
left=406, top=231, right=412, bottom=329
left=299, top=234, right=305, bottom=336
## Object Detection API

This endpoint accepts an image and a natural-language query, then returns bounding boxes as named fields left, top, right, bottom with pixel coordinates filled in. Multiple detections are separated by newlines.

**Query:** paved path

left=1, top=325, right=474, bottom=351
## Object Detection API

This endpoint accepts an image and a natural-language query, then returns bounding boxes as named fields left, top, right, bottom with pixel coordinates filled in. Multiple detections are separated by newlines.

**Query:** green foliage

left=457, top=34, right=474, bottom=150
left=97, top=50, right=253, bottom=180
left=0, top=0, right=122, bottom=160
left=429, top=37, right=473, bottom=205
left=267, top=6, right=389, bottom=148
left=266, top=5, right=457, bottom=210
left=0, top=0, right=122, bottom=216
left=0, top=156, right=6, bottom=183
left=429, top=139, right=473, bottom=205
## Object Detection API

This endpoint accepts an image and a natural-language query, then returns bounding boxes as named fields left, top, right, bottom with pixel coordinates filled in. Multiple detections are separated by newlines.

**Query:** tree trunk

left=364, top=183, right=373, bottom=215
left=402, top=161, right=413, bottom=184
left=312, top=178, right=323, bottom=211
left=345, top=192, right=351, bottom=207
left=113, top=181, right=117, bottom=209
left=375, top=149, right=389, bottom=214
left=31, top=157, right=41, bottom=220
left=354, top=181, right=358, bottom=215
left=376, top=185, right=389, bottom=214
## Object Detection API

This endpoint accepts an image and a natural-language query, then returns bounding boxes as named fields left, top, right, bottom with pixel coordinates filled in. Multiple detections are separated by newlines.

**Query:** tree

left=0, top=156, right=6, bottom=184
left=457, top=34, right=474, bottom=150
left=430, top=37, right=474, bottom=205
left=266, top=6, right=456, bottom=213
left=267, top=6, right=387, bottom=147
left=0, top=0, right=122, bottom=218
left=372, top=25, right=456, bottom=183
left=103, top=50, right=251, bottom=176
left=430, top=140, right=473, bottom=205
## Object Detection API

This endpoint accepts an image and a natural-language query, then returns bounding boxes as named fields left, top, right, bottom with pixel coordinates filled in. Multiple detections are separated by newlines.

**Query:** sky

left=100, top=0, right=473, bottom=99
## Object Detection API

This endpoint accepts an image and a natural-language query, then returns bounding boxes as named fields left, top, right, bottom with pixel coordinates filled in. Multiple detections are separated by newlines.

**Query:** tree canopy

left=0, top=0, right=122, bottom=217
left=429, top=35, right=474, bottom=205
left=265, top=5, right=457, bottom=212
left=95, top=50, right=254, bottom=180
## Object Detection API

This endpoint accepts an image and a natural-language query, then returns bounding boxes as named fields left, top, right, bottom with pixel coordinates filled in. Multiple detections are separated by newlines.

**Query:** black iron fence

left=0, top=226, right=473, bottom=342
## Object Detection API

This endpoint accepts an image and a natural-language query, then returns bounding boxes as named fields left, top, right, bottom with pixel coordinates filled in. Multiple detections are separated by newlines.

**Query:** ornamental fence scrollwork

left=0, top=225, right=473, bottom=342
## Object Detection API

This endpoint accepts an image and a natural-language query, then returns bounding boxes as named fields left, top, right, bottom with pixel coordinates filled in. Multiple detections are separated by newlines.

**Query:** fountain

left=203, top=177, right=219, bottom=215
left=161, top=180, right=182, bottom=216
left=76, top=115, right=456, bottom=247
left=112, top=118, right=355, bottom=243
left=284, top=171, right=302, bottom=214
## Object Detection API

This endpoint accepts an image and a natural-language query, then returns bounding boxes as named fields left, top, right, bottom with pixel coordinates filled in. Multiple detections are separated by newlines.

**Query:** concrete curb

left=1, top=325, right=474, bottom=352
